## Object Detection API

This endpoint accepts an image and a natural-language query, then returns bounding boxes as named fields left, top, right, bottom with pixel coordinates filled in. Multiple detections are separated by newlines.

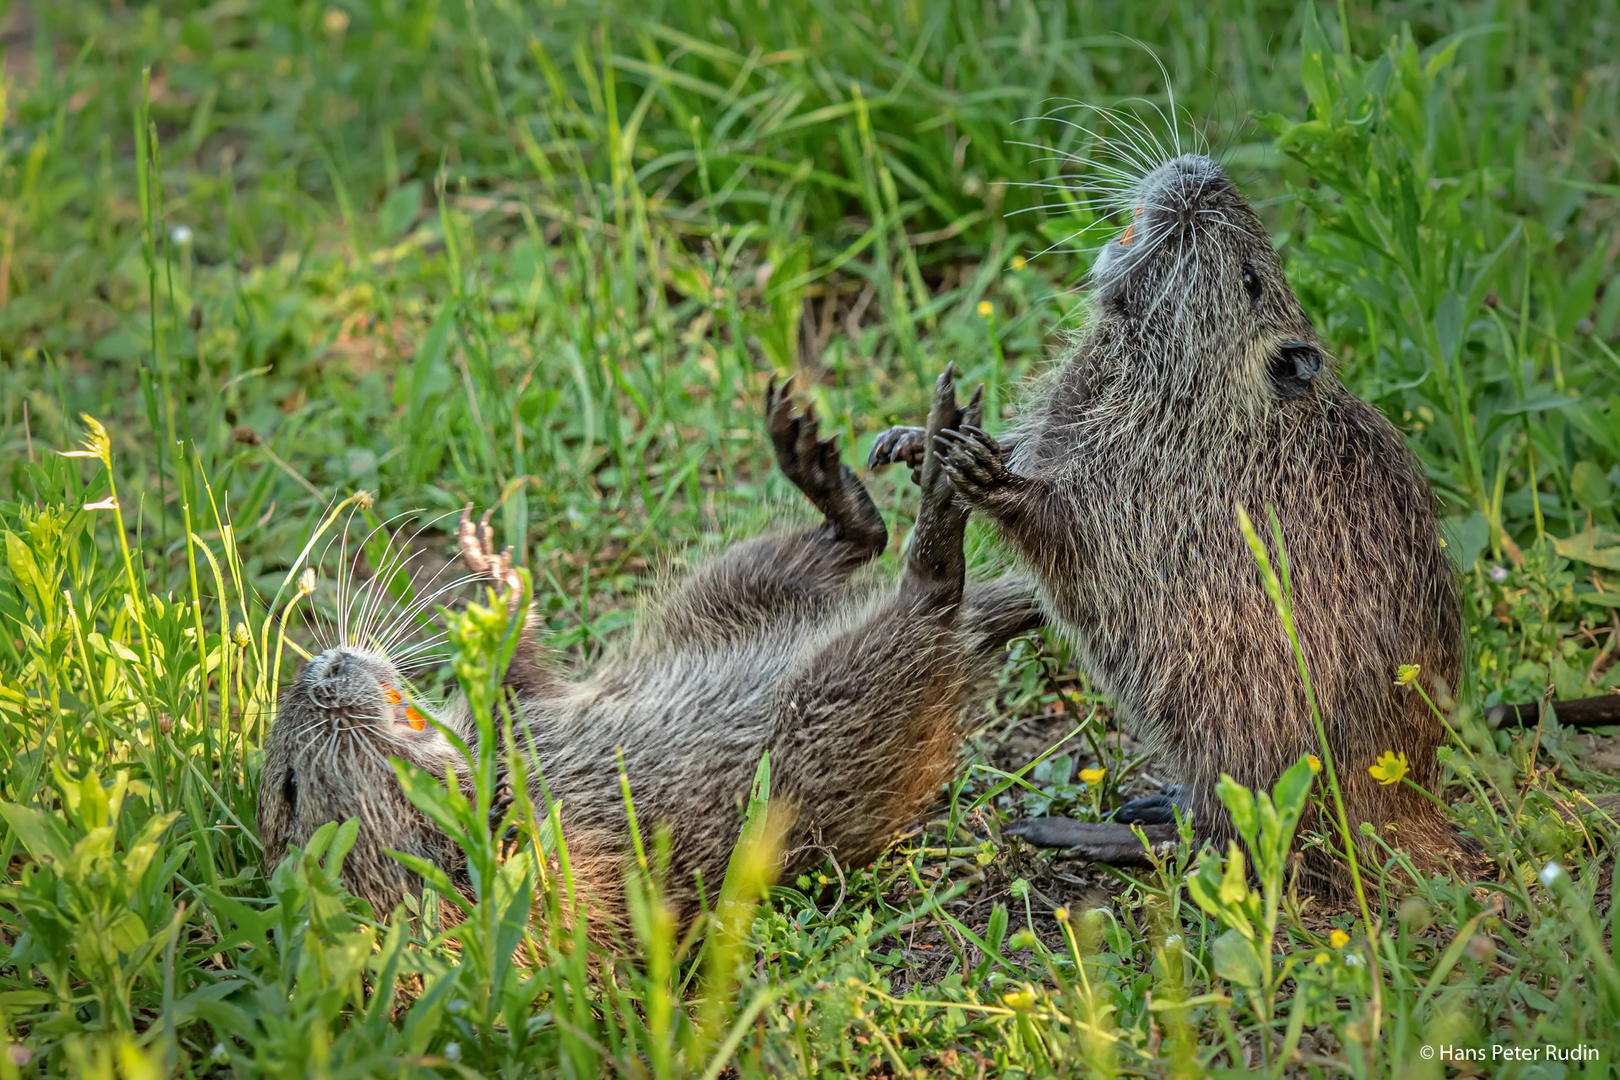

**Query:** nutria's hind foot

left=901, top=366, right=978, bottom=604
left=1004, top=817, right=1178, bottom=865
left=457, top=504, right=523, bottom=606
left=1114, top=788, right=1183, bottom=827
left=766, top=376, right=887, bottom=556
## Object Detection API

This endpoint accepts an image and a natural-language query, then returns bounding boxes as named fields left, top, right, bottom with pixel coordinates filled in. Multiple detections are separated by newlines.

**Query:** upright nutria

left=257, top=370, right=1042, bottom=922
left=872, top=153, right=1462, bottom=886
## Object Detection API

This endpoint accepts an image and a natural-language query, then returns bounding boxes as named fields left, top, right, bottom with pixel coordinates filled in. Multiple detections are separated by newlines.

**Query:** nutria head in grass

left=258, top=645, right=469, bottom=914
left=1087, top=152, right=1324, bottom=415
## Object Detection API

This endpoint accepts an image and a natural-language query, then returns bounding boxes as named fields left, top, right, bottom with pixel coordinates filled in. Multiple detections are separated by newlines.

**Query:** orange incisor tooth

left=1120, top=223, right=1136, bottom=246
left=382, top=683, right=426, bottom=730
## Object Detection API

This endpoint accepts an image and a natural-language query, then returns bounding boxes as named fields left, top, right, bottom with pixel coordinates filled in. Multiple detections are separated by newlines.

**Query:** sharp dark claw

left=961, top=385, right=985, bottom=430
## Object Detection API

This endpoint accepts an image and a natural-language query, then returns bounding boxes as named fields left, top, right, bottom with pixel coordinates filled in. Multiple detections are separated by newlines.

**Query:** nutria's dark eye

left=1241, top=263, right=1261, bottom=303
left=282, top=770, right=298, bottom=811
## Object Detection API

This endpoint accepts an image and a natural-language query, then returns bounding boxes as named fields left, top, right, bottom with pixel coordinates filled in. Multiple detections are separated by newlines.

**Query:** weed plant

left=3, top=0, right=1620, bottom=1075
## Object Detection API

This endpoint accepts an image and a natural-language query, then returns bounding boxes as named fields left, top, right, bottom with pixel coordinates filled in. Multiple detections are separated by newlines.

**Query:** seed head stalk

left=1237, top=504, right=1383, bottom=1059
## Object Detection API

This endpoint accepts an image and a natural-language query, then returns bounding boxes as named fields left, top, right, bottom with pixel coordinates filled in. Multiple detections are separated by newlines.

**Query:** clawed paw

left=457, top=504, right=523, bottom=605
left=871, top=365, right=985, bottom=487
left=867, top=425, right=928, bottom=472
left=933, top=425, right=1014, bottom=506
left=490, top=764, right=517, bottom=839
left=766, top=376, right=844, bottom=504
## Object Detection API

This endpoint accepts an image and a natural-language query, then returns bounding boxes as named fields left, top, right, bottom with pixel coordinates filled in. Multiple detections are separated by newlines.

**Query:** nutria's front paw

left=933, top=425, right=1020, bottom=507
left=868, top=425, right=927, bottom=472
left=871, top=381, right=985, bottom=485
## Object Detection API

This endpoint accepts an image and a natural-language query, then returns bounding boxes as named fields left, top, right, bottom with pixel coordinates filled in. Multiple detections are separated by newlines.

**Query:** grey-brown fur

left=258, top=370, right=1042, bottom=923
left=874, top=153, right=1462, bottom=887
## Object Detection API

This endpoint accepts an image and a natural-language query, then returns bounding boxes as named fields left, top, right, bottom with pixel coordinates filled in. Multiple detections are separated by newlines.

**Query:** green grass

left=3, top=0, right=1620, bottom=1074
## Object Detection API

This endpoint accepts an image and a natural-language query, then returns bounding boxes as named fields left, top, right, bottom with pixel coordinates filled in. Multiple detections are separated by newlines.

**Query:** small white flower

left=170, top=224, right=194, bottom=247
left=444, top=1042, right=462, bottom=1062
left=211, top=1043, right=228, bottom=1063
left=1487, top=564, right=1508, bottom=582
left=1539, top=862, right=1566, bottom=887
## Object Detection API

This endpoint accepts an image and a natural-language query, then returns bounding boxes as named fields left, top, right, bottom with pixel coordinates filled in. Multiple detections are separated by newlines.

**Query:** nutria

left=257, top=370, right=1042, bottom=923
left=872, top=153, right=1463, bottom=887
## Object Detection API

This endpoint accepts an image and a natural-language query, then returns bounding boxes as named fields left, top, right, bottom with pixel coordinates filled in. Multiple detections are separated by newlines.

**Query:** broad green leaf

left=380, top=180, right=424, bottom=240
left=1211, top=928, right=1265, bottom=989
left=1215, top=774, right=1258, bottom=845
left=1299, top=8, right=1334, bottom=115
left=1218, top=842, right=1250, bottom=910
left=1571, top=461, right=1612, bottom=509
left=1272, top=757, right=1316, bottom=826
left=1554, top=530, right=1620, bottom=571
left=1443, top=512, right=1490, bottom=570
left=0, top=800, right=77, bottom=865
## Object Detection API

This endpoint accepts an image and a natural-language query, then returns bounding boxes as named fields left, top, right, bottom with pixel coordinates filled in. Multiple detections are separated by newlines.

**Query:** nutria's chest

left=1019, top=391, right=1355, bottom=606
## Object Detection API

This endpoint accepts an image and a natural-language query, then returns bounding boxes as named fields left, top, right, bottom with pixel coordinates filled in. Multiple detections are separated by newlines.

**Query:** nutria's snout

left=1093, top=153, right=1239, bottom=282
left=289, top=647, right=427, bottom=733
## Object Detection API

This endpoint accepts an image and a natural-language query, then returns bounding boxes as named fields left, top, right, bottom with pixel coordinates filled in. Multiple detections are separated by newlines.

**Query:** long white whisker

left=346, top=508, right=429, bottom=651
left=352, top=507, right=466, bottom=653
left=372, top=574, right=488, bottom=656
left=1039, top=103, right=1166, bottom=161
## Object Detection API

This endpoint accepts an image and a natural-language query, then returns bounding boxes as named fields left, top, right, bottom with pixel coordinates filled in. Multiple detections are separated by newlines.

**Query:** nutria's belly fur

left=515, top=597, right=971, bottom=920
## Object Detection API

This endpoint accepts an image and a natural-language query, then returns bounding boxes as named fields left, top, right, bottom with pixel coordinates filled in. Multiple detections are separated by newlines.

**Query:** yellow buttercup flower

left=1307, top=754, right=1322, bottom=775
left=977, top=300, right=994, bottom=317
left=1010, top=255, right=1027, bottom=271
left=1394, top=663, right=1421, bottom=686
left=1329, top=929, right=1350, bottom=948
left=1369, top=750, right=1409, bottom=786
left=1079, top=766, right=1106, bottom=785
left=1002, top=987, right=1036, bottom=1010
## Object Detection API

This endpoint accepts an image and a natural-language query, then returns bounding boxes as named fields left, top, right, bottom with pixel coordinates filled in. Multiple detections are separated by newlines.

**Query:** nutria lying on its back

left=257, top=369, right=1042, bottom=923
left=873, top=153, right=1464, bottom=888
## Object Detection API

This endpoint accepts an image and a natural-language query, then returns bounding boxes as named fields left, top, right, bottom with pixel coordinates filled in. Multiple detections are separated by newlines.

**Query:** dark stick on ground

left=1488, top=693, right=1620, bottom=730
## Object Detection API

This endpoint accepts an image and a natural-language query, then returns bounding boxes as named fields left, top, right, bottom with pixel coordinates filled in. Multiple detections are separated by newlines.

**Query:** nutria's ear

left=1285, top=341, right=1322, bottom=381
left=1268, top=341, right=1322, bottom=400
